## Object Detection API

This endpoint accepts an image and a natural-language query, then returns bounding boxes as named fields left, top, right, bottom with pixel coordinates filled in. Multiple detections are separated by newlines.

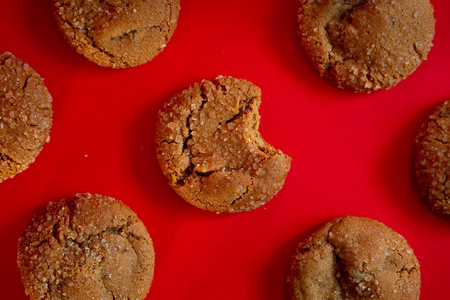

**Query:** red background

left=1, top=0, right=450, bottom=299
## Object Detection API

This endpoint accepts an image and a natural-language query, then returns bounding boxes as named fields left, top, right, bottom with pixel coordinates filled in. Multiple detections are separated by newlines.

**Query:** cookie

left=297, top=0, right=435, bottom=92
left=288, top=216, right=420, bottom=300
left=52, top=0, right=180, bottom=68
left=155, top=76, right=291, bottom=213
left=17, top=193, right=155, bottom=300
left=414, top=100, right=450, bottom=218
left=0, top=52, right=52, bottom=182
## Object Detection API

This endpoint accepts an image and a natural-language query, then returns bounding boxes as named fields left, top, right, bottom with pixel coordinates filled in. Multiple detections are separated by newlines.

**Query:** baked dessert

left=17, top=193, right=155, bottom=299
left=288, top=216, right=421, bottom=299
left=52, top=0, right=180, bottom=68
left=155, top=76, right=291, bottom=213
left=0, top=52, right=52, bottom=182
left=297, top=0, right=435, bottom=92
left=414, top=100, right=450, bottom=218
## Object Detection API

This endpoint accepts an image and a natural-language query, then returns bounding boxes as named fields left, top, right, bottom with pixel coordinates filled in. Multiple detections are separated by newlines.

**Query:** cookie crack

left=432, top=138, right=449, bottom=145
left=21, top=74, right=32, bottom=90
left=91, top=39, right=130, bottom=67
left=322, top=1, right=370, bottom=73
left=0, top=151, right=21, bottom=176
left=326, top=219, right=369, bottom=297
left=399, top=265, right=418, bottom=276
left=0, top=54, right=10, bottom=65
left=194, top=166, right=242, bottom=177
left=183, top=110, right=194, bottom=150
left=324, top=25, right=343, bottom=66
left=91, top=217, right=135, bottom=241
left=414, top=166, right=428, bottom=171
left=115, top=29, right=137, bottom=41
left=175, top=162, right=194, bottom=185
left=175, top=90, right=209, bottom=184
left=332, top=249, right=350, bottom=296
left=435, top=118, right=450, bottom=133
left=63, top=217, right=139, bottom=257
left=230, top=179, right=253, bottom=206
left=227, top=97, right=256, bottom=125
left=56, top=8, right=131, bottom=67
left=195, top=169, right=216, bottom=177
left=110, top=24, right=161, bottom=42
left=213, top=96, right=257, bottom=142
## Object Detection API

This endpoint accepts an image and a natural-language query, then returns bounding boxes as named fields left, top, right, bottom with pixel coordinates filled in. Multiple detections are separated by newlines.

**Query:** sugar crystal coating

left=414, top=100, right=450, bottom=218
left=297, top=0, right=435, bottom=92
left=155, top=77, right=291, bottom=213
left=288, top=216, right=421, bottom=300
left=17, top=193, right=155, bottom=300
left=0, top=52, right=52, bottom=182
left=52, top=0, right=180, bottom=68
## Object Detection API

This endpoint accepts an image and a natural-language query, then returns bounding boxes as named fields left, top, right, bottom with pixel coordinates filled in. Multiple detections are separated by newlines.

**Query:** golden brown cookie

left=155, top=76, right=291, bottom=213
left=0, top=52, right=52, bottom=182
left=297, top=0, right=435, bottom=92
left=288, top=216, right=421, bottom=300
left=17, top=193, right=155, bottom=300
left=414, top=100, right=450, bottom=218
left=52, top=0, right=180, bottom=68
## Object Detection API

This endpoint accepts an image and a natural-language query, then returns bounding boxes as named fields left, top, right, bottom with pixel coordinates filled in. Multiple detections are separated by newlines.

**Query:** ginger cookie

left=52, top=0, right=180, bottom=68
left=297, top=0, right=435, bottom=92
left=414, top=100, right=450, bottom=218
left=0, top=52, right=52, bottom=182
left=288, top=216, right=421, bottom=300
left=155, top=77, right=291, bottom=213
left=17, top=193, right=155, bottom=300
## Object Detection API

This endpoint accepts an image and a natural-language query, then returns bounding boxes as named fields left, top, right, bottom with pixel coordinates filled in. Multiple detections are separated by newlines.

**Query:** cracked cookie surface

left=155, top=77, right=291, bottom=213
left=17, top=193, right=155, bottom=300
left=297, top=0, right=435, bottom=92
left=52, top=0, right=180, bottom=68
left=288, top=216, right=420, bottom=300
left=414, top=100, right=450, bottom=218
left=0, top=52, right=52, bottom=183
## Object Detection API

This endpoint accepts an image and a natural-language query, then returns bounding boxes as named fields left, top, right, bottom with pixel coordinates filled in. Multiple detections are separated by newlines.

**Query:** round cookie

left=414, top=100, right=450, bottom=218
left=155, top=76, right=291, bottom=213
left=288, top=216, right=421, bottom=300
left=52, top=0, right=180, bottom=68
left=0, top=52, right=52, bottom=182
left=297, top=0, right=435, bottom=92
left=17, top=193, right=155, bottom=300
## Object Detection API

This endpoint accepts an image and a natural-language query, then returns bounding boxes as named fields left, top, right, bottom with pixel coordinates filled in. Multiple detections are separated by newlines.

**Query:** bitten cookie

left=0, top=52, right=52, bottom=182
left=17, top=193, right=155, bottom=300
left=297, top=0, right=435, bottom=92
left=414, top=100, right=450, bottom=218
left=155, top=77, right=291, bottom=213
left=52, top=0, right=180, bottom=68
left=288, top=216, right=420, bottom=300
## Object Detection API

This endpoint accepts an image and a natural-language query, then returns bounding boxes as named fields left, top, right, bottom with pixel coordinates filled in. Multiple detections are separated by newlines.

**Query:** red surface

left=1, top=0, right=450, bottom=299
